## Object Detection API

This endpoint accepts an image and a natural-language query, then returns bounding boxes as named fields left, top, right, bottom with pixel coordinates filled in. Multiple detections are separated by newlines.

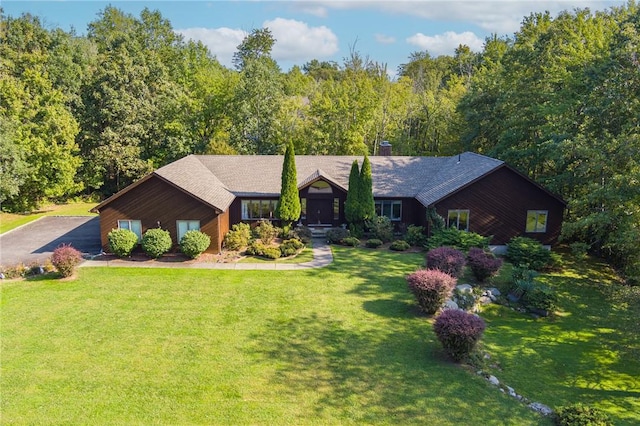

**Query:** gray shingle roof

left=153, top=152, right=504, bottom=211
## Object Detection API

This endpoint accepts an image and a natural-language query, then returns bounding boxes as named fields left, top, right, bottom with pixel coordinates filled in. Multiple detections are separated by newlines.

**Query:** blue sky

left=2, top=1, right=626, bottom=76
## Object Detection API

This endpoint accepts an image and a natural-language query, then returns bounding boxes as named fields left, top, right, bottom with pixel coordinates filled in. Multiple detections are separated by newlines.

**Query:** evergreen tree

left=275, top=142, right=301, bottom=232
left=345, top=159, right=364, bottom=236
left=360, top=154, right=375, bottom=220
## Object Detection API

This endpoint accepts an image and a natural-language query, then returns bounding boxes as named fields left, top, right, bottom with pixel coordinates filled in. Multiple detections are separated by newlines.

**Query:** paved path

left=80, top=238, right=333, bottom=270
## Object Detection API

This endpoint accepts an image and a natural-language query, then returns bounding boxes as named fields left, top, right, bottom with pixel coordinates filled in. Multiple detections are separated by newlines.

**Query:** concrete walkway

left=80, top=238, right=333, bottom=270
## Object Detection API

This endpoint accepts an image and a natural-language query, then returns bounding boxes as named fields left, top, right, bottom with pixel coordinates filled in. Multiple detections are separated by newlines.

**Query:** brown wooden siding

left=434, top=167, right=565, bottom=245
left=97, top=175, right=223, bottom=253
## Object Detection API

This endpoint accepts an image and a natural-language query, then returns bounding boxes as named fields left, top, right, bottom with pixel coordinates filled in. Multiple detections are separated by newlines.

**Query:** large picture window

left=447, top=210, right=469, bottom=231
left=526, top=210, right=548, bottom=233
left=375, top=200, right=402, bottom=221
left=118, top=219, right=142, bottom=241
left=241, top=199, right=278, bottom=220
left=177, top=220, right=200, bottom=242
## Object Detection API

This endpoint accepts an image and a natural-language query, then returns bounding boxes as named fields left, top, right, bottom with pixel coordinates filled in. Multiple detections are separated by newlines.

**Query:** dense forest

left=0, top=3, right=638, bottom=282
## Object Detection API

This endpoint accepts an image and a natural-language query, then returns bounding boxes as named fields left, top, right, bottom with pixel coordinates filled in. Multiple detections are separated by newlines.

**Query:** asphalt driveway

left=0, top=216, right=101, bottom=267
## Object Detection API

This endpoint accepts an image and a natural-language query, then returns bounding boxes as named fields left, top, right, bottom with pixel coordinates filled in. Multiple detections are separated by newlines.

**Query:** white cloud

left=375, top=33, right=396, bottom=45
left=264, top=18, right=339, bottom=62
left=406, top=31, right=484, bottom=56
left=177, top=27, right=246, bottom=68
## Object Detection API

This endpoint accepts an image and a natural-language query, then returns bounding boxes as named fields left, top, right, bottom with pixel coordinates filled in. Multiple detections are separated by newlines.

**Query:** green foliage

left=389, top=240, right=411, bottom=251
left=427, top=228, right=490, bottom=251
left=365, top=239, right=383, bottom=248
left=292, top=226, right=312, bottom=244
left=359, top=155, right=375, bottom=220
left=341, top=236, right=361, bottom=247
left=179, top=230, right=211, bottom=259
left=224, top=223, right=251, bottom=250
left=246, top=241, right=281, bottom=259
left=107, top=228, right=139, bottom=257
left=406, top=269, right=457, bottom=314
left=345, top=160, right=362, bottom=227
left=141, top=228, right=172, bottom=259
left=280, top=238, right=304, bottom=257
left=569, top=242, right=590, bottom=259
left=433, top=309, right=486, bottom=362
left=426, top=207, right=445, bottom=233
left=253, top=220, right=278, bottom=245
left=50, top=244, right=83, bottom=278
left=275, top=142, right=301, bottom=229
left=365, top=215, right=394, bottom=243
left=506, top=236, right=552, bottom=271
left=326, top=228, right=350, bottom=244
left=555, top=404, right=613, bottom=426
left=404, top=225, right=427, bottom=247
left=522, top=285, right=557, bottom=313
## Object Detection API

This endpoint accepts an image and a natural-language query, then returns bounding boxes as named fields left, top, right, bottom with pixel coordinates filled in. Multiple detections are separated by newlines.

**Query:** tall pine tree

left=360, top=154, right=375, bottom=220
left=275, top=142, right=301, bottom=232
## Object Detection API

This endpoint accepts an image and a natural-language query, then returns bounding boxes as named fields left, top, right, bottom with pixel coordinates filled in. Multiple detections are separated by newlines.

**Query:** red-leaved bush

left=426, top=246, right=466, bottom=277
left=51, top=244, right=83, bottom=278
left=433, top=309, right=486, bottom=362
left=406, top=269, right=457, bottom=314
left=467, top=247, right=503, bottom=282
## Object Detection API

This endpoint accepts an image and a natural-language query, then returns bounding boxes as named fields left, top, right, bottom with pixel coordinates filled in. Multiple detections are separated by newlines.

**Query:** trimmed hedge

left=426, top=246, right=466, bottom=277
left=108, top=228, right=139, bottom=257
left=51, top=244, right=83, bottom=278
left=365, top=238, right=383, bottom=248
left=467, top=247, right=503, bottom=282
left=180, top=230, right=211, bottom=259
left=406, top=269, right=457, bottom=314
left=390, top=240, right=410, bottom=251
left=506, top=236, right=551, bottom=270
left=341, top=236, right=361, bottom=247
left=433, top=309, right=486, bottom=362
left=427, top=227, right=490, bottom=251
left=141, top=228, right=172, bottom=258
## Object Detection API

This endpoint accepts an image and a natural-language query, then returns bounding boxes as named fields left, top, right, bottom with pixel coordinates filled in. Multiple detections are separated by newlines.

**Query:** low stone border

left=477, top=371, right=554, bottom=417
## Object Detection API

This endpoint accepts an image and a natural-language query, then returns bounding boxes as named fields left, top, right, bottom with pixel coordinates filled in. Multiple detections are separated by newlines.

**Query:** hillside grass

left=0, top=201, right=97, bottom=234
left=1, top=247, right=638, bottom=424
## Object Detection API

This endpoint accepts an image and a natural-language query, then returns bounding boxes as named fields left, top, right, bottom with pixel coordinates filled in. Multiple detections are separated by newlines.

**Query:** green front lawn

left=1, top=247, right=638, bottom=424
left=0, top=201, right=97, bottom=234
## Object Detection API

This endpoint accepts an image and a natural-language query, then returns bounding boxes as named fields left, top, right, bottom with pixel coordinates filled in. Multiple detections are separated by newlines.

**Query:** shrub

left=262, top=246, right=282, bottom=259
left=365, top=238, right=383, bottom=248
left=555, top=404, right=613, bottom=426
left=50, top=244, right=83, bottom=278
left=426, top=246, right=466, bottom=277
left=224, top=223, right=251, bottom=250
left=180, top=230, right=211, bottom=259
left=467, top=247, right=503, bottom=282
left=326, top=228, right=350, bottom=244
left=433, top=309, right=486, bottom=362
left=390, top=240, right=410, bottom=251
left=280, top=238, right=304, bottom=257
left=108, top=228, right=139, bottom=257
left=404, top=225, right=427, bottom=247
left=509, top=266, right=538, bottom=300
left=254, top=220, right=278, bottom=245
left=341, top=236, right=361, bottom=247
left=365, top=215, right=394, bottom=243
left=506, top=236, right=552, bottom=270
left=406, top=269, right=457, bottom=314
left=569, top=242, right=590, bottom=259
left=293, top=226, right=313, bottom=244
left=427, top=228, right=490, bottom=251
left=141, top=228, right=172, bottom=258
left=245, top=241, right=266, bottom=256
left=522, top=285, right=557, bottom=313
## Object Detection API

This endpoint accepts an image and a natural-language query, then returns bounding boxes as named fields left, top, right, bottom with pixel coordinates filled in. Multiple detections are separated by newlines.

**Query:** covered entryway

left=307, top=198, right=334, bottom=225
left=298, top=176, right=346, bottom=227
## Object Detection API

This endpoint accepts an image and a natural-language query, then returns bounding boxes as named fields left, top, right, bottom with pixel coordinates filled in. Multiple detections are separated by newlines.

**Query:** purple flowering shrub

left=406, top=269, right=457, bottom=314
left=433, top=309, right=486, bottom=362
left=467, top=247, right=503, bottom=282
left=426, top=246, right=466, bottom=277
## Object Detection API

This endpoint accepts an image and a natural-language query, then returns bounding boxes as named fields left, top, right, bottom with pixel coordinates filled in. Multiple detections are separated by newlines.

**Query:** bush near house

left=280, top=238, right=304, bottom=257
left=180, top=230, right=211, bottom=259
left=141, top=228, right=172, bottom=259
left=433, top=309, right=486, bottom=362
left=51, top=244, right=83, bottom=278
left=365, top=238, right=383, bottom=248
left=292, top=226, right=312, bottom=244
left=554, top=404, right=613, bottom=426
left=365, top=216, right=394, bottom=243
left=107, top=228, right=139, bottom=257
left=253, top=220, right=279, bottom=245
left=326, top=228, right=350, bottom=244
left=224, top=223, right=251, bottom=250
left=404, top=225, right=427, bottom=247
left=341, top=236, right=361, bottom=247
left=426, top=228, right=490, bottom=251
left=389, top=240, right=410, bottom=251
left=467, top=248, right=503, bottom=282
left=406, top=269, right=457, bottom=314
left=426, top=246, right=466, bottom=277
left=506, top=236, right=552, bottom=271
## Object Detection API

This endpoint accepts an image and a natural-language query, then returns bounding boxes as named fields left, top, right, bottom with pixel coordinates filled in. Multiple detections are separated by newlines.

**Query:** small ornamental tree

left=360, top=154, right=375, bottom=221
left=180, top=230, right=211, bottom=259
left=275, top=142, right=301, bottom=233
left=433, top=309, right=486, bottom=362
left=141, top=228, right=172, bottom=258
left=467, top=247, right=503, bottom=282
left=426, top=246, right=466, bottom=277
left=406, top=269, right=457, bottom=314
left=108, top=228, right=139, bottom=257
left=345, top=159, right=362, bottom=236
left=51, top=244, right=83, bottom=278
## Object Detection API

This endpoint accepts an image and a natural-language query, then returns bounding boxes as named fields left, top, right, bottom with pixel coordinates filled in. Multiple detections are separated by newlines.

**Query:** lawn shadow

left=362, top=298, right=421, bottom=318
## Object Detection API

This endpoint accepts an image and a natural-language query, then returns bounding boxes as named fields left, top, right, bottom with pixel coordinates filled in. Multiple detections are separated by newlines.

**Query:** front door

left=307, top=198, right=333, bottom=225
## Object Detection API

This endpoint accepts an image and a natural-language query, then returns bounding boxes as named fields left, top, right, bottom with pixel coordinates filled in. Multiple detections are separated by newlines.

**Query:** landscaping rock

left=486, top=287, right=501, bottom=297
left=488, top=375, right=499, bottom=386
left=528, top=402, right=553, bottom=416
left=456, top=284, right=473, bottom=293
left=443, top=300, right=459, bottom=310
left=506, top=386, right=517, bottom=397
left=479, top=296, right=493, bottom=305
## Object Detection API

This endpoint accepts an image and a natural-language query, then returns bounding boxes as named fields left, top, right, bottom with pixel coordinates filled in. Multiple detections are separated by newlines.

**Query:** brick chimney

left=379, top=140, right=392, bottom=156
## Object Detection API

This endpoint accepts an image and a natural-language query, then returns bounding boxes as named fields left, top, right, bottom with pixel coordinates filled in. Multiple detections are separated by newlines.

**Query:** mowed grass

left=0, top=201, right=97, bottom=234
left=1, top=247, right=549, bottom=425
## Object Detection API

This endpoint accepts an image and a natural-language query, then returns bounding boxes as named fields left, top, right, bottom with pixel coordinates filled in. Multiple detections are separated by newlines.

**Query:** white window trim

left=375, top=200, right=402, bottom=221
left=447, top=209, right=470, bottom=231
left=177, top=220, right=201, bottom=242
left=241, top=199, right=278, bottom=220
left=526, top=210, right=548, bottom=233
left=117, top=219, right=142, bottom=241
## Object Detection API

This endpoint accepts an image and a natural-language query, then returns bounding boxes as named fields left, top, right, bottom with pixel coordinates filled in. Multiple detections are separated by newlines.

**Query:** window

left=447, top=210, right=469, bottom=231
left=526, top=210, right=548, bottom=233
left=177, top=220, right=200, bottom=242
left=241, top=200, right=278, bottom=220
left=308, top=181, right=332, bottom=194
left=333, top=198, right=340, bottom=220
left=300, top=198, right=307, bottom=220
left=118, top=219, right=142, bottom=241
left=375, top=200, right=402, bottom=221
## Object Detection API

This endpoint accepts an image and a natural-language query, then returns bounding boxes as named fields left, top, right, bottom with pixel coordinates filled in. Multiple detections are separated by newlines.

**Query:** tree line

left=1, top=3, right=638, bottom=281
